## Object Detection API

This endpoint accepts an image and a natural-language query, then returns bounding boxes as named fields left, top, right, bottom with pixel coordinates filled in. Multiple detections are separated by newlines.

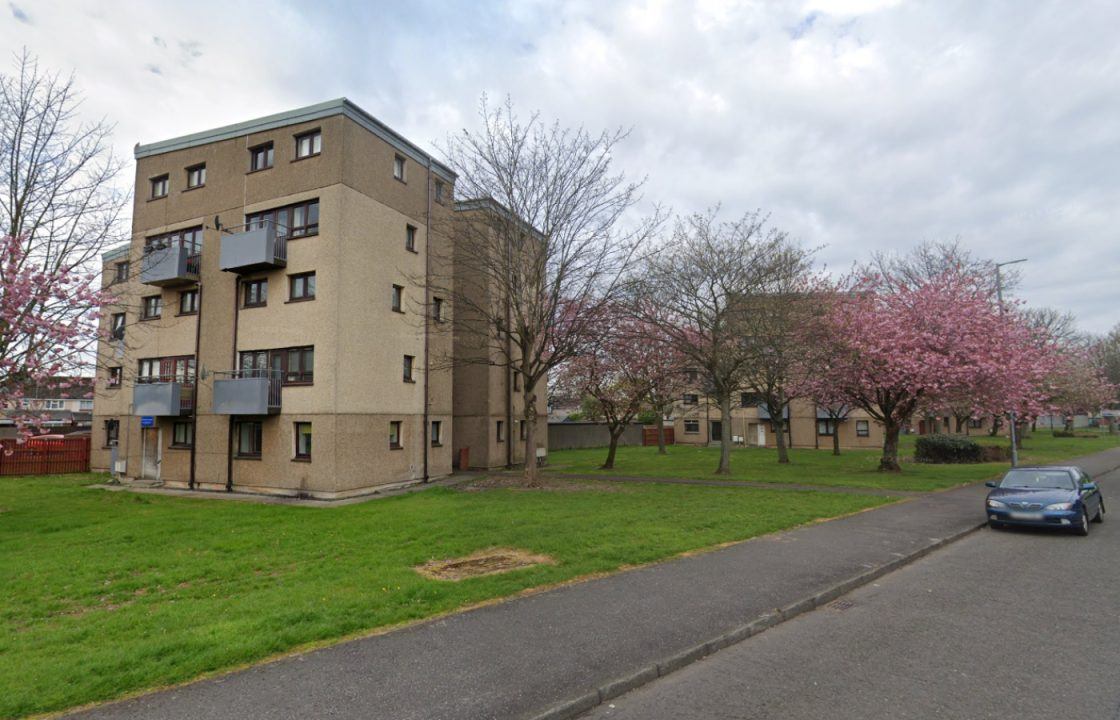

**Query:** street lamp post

left=995, top=258, right=1028, bottom=467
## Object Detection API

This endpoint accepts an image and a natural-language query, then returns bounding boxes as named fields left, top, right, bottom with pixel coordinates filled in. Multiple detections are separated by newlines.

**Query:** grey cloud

left=9, top=2, right=29, bottom=24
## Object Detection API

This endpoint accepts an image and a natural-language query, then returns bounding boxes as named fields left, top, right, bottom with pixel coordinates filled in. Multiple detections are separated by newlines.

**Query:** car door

left=1078, top=470, right=1101, bottom=515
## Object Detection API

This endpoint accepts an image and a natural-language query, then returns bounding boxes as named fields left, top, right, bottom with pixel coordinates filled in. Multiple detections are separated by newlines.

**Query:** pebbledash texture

left=92, top=99, right=546, bottom=499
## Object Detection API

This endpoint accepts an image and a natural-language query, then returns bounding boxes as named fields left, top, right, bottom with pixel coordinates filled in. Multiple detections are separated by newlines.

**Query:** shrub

left=980, top=445, right=1012, bottom=462
left=914, top=434, right=984, bottom=464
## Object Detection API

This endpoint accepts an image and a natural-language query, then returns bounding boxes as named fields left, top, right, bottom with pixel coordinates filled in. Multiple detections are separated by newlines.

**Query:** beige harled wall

left=672, top=396, right=885, bottom=450
left=93, top=108, right=456, bottom=497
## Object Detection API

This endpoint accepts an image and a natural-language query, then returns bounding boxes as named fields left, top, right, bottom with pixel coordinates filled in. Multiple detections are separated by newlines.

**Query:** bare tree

left=1021, top=307, right=1082, bottom=346
left=868, top=238, right=1013, bottom=295
left=735, top=242, right=820, bottom=464
left=635, top=209, right=790, bottom=475
left=0, top=49, right=126, bottom=385
left=436, top=97, right=660, bottom=484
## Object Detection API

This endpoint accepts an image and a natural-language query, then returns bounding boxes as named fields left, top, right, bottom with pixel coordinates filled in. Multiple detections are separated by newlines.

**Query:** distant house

left=1, top=377, right=95, bottom=439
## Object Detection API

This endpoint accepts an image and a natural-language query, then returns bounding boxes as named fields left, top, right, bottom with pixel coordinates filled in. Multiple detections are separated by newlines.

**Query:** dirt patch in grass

left=415, top=548, right=556, bottom=581
left=456, top=475, right=629, bottom=493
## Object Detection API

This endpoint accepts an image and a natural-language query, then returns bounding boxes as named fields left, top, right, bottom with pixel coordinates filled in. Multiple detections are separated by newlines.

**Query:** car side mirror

left=1082, top=482, right=1098, bottom=492
left=985, top=481, right=998, bottom=488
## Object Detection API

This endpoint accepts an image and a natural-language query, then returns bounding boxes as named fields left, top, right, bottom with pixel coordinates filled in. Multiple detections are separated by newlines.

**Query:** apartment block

left=93, top=99, right=533, bottom=498
left=672, top=392, right=885, bottom=450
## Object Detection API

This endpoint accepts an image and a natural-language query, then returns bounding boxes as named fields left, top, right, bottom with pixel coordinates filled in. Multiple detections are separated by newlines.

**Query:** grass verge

left=0, top=474, right=888, bottom=718
left=545, top=431, right=1120, bottom=492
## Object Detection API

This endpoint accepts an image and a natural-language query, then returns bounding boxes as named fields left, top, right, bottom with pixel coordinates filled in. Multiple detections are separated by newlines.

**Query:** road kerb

left=538, top=519, right=987, bottom=720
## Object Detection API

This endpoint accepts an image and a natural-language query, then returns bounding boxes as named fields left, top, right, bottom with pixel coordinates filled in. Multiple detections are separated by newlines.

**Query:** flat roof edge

left=134, top=98, right=456, bottom=182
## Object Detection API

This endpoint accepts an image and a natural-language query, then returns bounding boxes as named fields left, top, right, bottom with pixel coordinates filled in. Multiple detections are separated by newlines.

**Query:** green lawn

left=0, top=475, right=889, bottom=718
left=546, top=431, right=1120, bottom=492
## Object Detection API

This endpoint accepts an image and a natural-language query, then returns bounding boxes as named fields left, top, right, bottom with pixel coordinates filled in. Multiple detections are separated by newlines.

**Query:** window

left=432, top=297, right=443, bottom=322
left=294, top=422, right=312, bottom=459
left=289, top=272, right=316, bottom=301
left=246, top=199, right=318, bottom=238
left=295, top=130, right=321, bottom=158
left=741, top=392, right=763, bottom=408
left=513, top=372, right=521, bottom=391
left=145, top=226, right=203, bottom=255
left=684, top=420, right=700, bottom=434
left=243, top=279, right=267, bottom=307
left=969, top=418, right=983, bottom=429
left=137, top=356, right=195, bottom=384
left=682, top=393, right=699, bottom=406
left=389, top=420, right=402, bottom=449
left=141, top=295, right=162, bottom=320
left=110, top=313, right=126, bottom=340
left=519, top=420, right=527, bottom=441
left=434, top=179, right=445, bottom=203
left=107, top=367, right=122, bottom=387
left=186, top=164, right=206, bottom=189
left=403, top=355, right=415, bottom=382
left=236, top=421, right=262, bottom=457
left=391, top=284, right=403, bottom=312
left=179, top=290, right=199, bottom=315
left=817, top=420, right=836, bottom=436
left=393, top=154, right=406, bottom=181
left=283, top=346, right=314, bottom=384
left=150, top=175, right=168, bottom=199
left=430, top=420, right=442, bottom=447
left=239, top=346, right=313, bottom=385
left=250, top=142, right=274, bottom=171
left=137, top=358, right=158, bottom=381
left=44, top=399, right=65, bottom=410
left=405, top=224, right=417, bottom=252
left=496, top=420, right=505, bottom=442
left=856, top=420, right=870, bottom=437
left=172, top=422, right=194, bottom=448
left=79, top=399, right=94, bottom=410
left=104, top=419, right=119, bottom=447
left=114, top=261, right=130, bottom=284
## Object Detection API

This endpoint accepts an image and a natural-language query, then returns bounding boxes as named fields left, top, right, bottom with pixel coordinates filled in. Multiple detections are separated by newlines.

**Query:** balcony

left=140, top=243, right=200, bottom=287
left=219, top=221, right=288, bottom=274
left=133, top=377, right=195, bottom=416
left=211, top=369, right=282, bottom=415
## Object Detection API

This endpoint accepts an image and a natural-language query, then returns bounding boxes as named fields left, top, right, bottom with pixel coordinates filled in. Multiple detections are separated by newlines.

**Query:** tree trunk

left=522, top=386, right=539, bottom=486
left=955, top=416, right=965, bottom=433
left=832, top=425, right=841, bottom=456
left=656, top=411, right=667, bottom=455
left=773, top=415, right=790, bottom=464
left=602, top=427, right=623, bottom=469
left=715, top=392, right=732, bottom=475
left=1064, top=415, right=1074, bottom=432
left=879, top=420, right=902, bottom=472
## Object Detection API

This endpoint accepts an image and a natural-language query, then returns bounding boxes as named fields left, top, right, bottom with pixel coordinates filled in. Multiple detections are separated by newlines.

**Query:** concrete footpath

left=67, top=447, right=1120, bottom=720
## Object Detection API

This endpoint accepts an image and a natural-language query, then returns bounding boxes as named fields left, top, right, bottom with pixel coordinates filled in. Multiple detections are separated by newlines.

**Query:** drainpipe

left=227, top=274, right=240, bottom=492
left=422, top=160, right=432, bottom=482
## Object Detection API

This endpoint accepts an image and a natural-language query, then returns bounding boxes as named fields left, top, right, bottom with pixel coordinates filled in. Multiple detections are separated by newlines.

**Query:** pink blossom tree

left=808, top=269, right=1052, bottom=472
left=0, top=235, right=104, bottom=442
left=1044, top=352, right=1115, bottom=432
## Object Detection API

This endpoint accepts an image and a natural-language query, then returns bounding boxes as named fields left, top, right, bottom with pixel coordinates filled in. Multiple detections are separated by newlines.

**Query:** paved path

left=67, top=448, right=1120, bottom=720
left=582, top=456, right=1120, bottom=720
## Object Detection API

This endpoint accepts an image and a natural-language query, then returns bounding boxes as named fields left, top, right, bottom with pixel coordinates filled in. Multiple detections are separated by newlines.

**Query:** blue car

left=986, top=465, right=1105, bottom=535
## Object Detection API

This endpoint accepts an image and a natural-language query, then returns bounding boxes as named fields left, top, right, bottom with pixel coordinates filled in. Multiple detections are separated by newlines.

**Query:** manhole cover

left=415, top=548, right=556, bottom=581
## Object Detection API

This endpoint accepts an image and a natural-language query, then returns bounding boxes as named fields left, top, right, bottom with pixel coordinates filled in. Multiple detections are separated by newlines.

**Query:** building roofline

left=101, top=243, right=129, bottom=262
left=133, top=98, right=456, bottom=183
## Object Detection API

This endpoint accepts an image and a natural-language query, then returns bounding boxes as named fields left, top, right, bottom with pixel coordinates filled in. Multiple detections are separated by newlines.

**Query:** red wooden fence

left=0, top=436, right=91, bottom=475
left=642, top=426, right=675, bottom=446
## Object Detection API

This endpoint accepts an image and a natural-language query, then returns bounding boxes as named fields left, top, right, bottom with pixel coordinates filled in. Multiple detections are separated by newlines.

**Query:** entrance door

left=141, top=427, right=161, bottom=480
left=710, top=421, right=722, bottom=444
left=756, top=424, right=766, bottom=446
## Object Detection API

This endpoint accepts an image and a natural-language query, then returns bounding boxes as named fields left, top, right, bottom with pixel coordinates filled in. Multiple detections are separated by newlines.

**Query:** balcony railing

left=211, top=369, right=282, bottom=415
left=140, top=241, right=201, bottom=287
left=133, top=375, right=195, bottom=416
left=219, top=220, right=288, bottom=274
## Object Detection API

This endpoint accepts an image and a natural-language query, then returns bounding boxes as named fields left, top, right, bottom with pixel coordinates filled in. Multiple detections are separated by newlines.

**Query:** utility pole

left=995, top=258, right=1027, bottom=467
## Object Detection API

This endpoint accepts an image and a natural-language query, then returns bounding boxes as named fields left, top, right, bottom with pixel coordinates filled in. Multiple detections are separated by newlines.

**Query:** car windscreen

left=999, top=469, right=1075, bottom=490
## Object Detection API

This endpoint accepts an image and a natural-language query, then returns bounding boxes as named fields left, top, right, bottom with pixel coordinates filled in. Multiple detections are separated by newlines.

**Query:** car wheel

left=1093, top=499, right=1105, bottom=523
left=988, top=519, right=1003, bottom=530
left=1075, top=508, right=1090, bottom=536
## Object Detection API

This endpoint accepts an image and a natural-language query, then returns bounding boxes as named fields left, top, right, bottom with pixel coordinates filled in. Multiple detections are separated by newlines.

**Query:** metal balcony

left=219, top=221, right=288, bottom=274
left=211, top=369, right=282, bottom=415
left=133, top=377, right=195, bottom=416
left=140, top=243, right=200, bottom=287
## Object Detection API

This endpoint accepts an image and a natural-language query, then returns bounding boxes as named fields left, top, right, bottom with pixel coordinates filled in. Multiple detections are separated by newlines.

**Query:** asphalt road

left=582, top=466, right=1120, bottom=720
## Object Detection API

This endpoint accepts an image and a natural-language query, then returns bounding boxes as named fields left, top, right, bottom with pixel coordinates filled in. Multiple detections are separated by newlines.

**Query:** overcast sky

left=6, top=0, right=1118, bottom=332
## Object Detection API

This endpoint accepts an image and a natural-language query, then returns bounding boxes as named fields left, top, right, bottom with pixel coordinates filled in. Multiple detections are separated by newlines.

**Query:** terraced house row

left=93, top=100, right=545, bottom=498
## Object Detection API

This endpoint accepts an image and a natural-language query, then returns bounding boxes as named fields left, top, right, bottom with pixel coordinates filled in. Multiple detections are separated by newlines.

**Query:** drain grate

left=829, top=599, right=855, bottom=611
